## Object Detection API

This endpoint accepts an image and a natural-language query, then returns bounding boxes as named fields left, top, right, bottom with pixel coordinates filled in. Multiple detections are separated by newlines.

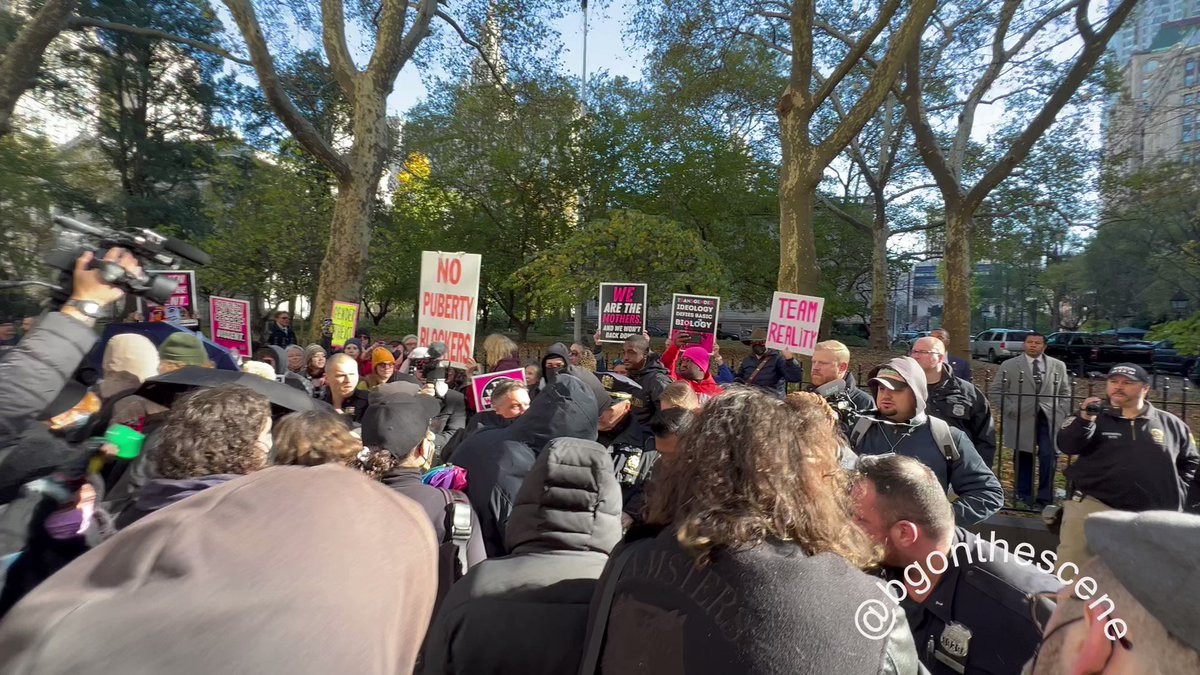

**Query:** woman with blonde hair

left=481, top=333, right=521, bottom=372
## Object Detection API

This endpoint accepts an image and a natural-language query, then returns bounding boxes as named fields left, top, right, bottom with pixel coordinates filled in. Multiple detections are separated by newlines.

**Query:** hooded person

left=98, top=334, right=159, bottom=402
left=422, top=437, right=622, bottom=675
left=263, top=344, right=311, bottom=395
left=539, top=342, right=611, bottom=417
left=0, top=465, right=439, bottom=674
left=849, top=357, right=1003, bottom=526
left=452, top=375, right=599, bottom=557
left=661, top=341, right=725, bottom=403
left=361, top=391, right=486, bottom=602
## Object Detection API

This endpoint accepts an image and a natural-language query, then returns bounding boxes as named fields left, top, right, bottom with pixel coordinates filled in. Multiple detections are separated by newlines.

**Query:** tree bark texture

left=0, top=0, right=79, bottom=138
left=869, top=203, right=890, bottom=349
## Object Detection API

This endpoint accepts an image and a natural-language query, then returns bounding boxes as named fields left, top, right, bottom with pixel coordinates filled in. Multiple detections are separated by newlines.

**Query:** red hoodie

left=662, top=344, right=725, bottom=398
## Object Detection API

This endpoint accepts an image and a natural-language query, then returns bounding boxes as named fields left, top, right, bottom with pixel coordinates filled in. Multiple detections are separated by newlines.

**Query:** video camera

left=824, top=390, right=868, bottom=430
left=40, top=215, right=211, bottom=304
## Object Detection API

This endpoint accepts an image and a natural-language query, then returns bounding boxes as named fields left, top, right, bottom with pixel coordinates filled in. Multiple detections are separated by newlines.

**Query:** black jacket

left=736, top=351, right=805, bottom=398
left=627, top=354, right=672, bottom=427
left=925, top=363, right=997, bottom=468
left=454, top=376, right=598, bottom=557
left=319, top=388, right=370, bottom=424
left=1058, top=403, right=1199, bottom=511
left=430, top=389, right=468, bottom=453
left=263, top=322, right=296, bottom=347
left=585, top=529, right=923, bottom=674
left=806, top=373, right=875, bottom=438
left=437, top=410, right=511, bottom=465
left=422, top=437, right=621, bottom=675
left=114, top=474, right=240, bottom=530
left=540, top=343, right=611, bottom=416
left=889, top=528, right=1060, bottom=675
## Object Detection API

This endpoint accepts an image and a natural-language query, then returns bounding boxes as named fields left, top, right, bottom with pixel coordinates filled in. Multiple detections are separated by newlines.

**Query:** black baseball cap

left=1107, top=363, right=1150, bottom=384
left=360, top=394, right=441, bottom=459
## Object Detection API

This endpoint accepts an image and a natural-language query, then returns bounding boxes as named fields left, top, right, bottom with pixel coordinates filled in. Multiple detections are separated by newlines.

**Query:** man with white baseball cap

left=1056, top=363, right=1199, bottom=567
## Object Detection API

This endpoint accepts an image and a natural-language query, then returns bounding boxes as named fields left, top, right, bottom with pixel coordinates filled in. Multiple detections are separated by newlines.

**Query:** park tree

left=634, top=0, right=936, bottom=300
left=514, top=210, right=728, bottom=311
left=898, top=0, right=1139, bottom=357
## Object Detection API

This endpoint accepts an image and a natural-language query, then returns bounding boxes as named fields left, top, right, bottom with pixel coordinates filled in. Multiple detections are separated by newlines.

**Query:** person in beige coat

left=988, top=332, right=1070, bottom=506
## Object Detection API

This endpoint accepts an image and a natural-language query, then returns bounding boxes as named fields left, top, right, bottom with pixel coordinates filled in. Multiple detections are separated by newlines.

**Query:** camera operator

left=408, top=345, right=467, bottom=454
left=804, top=340, right=872, bottom=437
left=0, top=249, right=141, bottom=446
left=1056, top=363, right=1199, bottom=567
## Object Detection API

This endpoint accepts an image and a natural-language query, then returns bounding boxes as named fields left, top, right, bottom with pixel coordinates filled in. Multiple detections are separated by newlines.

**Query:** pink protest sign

left=209, top=296, right=252, bottom=357
left=766, top=291, right=824, bottom=356
left=471, top=367, right=527, bottom=412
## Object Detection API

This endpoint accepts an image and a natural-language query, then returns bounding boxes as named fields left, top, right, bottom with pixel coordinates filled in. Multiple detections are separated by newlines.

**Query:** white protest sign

left=418, top=251, right=481, bottom=368
left=766, top=291, right=824, bottom=356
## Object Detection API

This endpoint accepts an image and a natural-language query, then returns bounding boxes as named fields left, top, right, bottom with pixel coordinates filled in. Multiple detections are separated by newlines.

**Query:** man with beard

left=736, top=327, right=804, bottom=398
left=805, top=340, right=873, bottom=437
left=620, top=334, right=672, bottom=428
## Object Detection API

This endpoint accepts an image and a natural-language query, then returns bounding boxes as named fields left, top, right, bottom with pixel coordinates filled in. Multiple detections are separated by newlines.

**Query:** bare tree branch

left=0, top=0, right=79, bottom=137
left=222, top=0, right=350, bottom=181
left=375, top=0, right=436, bottom=85
left=811, top=0, right=902, bottom=110
left=817, top=193, right=873, bottom=237
left=320, top=0, right=361, bottom=97
left=434, top=10, right=512, bottom=96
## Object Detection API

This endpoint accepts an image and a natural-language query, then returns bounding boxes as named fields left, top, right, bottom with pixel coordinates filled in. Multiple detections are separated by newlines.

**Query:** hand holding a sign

left=781, top=348, right=794, bottom=361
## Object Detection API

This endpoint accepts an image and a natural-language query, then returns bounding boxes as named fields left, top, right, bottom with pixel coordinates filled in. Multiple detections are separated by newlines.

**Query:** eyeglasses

left=1027, top=593, right=1132, bottom=671
left=910, top=350, right=940, bottom=356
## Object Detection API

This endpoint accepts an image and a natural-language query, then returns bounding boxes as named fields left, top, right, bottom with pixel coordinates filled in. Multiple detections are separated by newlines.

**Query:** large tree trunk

left=869, top=207, right=890, bottom=349
left=777, top=116, right=821, bottom=296
left=0, top=0, right=78, bottom=138
left=306, top=89, right=388, bottom=342
left=942, top=205, right=972, bottom=359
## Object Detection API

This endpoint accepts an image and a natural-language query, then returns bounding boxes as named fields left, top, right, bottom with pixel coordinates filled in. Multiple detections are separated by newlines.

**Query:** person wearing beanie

left=303, top=344, right=327, bottom=397
left=401, top=334, right=418, bottom=359
left=98, top=334, right=159, bottom=402
left=359, top=347, right=397, bottom=392
left=850, top=356, right=1003, bottom=526
left=157, top=333, right=211, bottom=374
left=661, top=340, right=725, bottom=404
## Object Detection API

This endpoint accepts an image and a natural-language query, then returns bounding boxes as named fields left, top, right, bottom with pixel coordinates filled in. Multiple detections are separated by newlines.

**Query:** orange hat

left=371, top=347, right=396, bottom=367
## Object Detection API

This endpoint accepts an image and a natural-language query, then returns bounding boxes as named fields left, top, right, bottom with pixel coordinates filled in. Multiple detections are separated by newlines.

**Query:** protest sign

left=766, top=292, right=824, bottom=356
left=669, top=293, right=720, bottom=353
left=418, top=251, right=481, bottom=368
left=139, top=270, right=198, bottom=327
left=209, top=296, right=252, bottom=357
left=330, top=301, right=359, bottom=348
left=598, top=283, right=647, bottom=344
left=471, top=367, right=527, bottom=412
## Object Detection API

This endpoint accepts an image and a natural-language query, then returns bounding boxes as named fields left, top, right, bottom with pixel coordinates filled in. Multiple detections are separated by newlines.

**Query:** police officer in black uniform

left=595, top=371, right=656, bottom=507
left=853, top=454, right=1060, bottom=675
left=1055, top=362, right=1200, bottom=566
left=911, top=336, right=997, bottom=467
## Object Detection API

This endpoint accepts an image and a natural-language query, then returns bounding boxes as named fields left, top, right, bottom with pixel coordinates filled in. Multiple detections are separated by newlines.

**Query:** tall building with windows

left=1105, top=2, right=1200, bottom=170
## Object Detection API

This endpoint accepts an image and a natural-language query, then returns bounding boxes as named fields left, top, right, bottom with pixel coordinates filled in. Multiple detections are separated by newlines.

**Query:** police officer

left=911, top=336, right=997, bottom=467
left=1055, top=362, right=1199, bottom=567
left=852, top=454, right=1060, bottom=675
left=595, top=371, right=655, bottom=506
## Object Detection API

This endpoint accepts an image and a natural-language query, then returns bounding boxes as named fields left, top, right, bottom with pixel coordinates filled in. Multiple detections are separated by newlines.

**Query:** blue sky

left=384, top=1, right=646, bottom=116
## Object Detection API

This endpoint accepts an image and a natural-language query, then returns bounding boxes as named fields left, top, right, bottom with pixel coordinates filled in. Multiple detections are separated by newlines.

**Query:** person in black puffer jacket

left=422, top=436, right=621, bottom=674
left=539, top=343, right=611, bottom=417
left=453, top=375, right=598, bottom=557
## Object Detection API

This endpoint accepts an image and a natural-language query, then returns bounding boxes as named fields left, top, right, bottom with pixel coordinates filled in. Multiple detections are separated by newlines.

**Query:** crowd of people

left=0, top=249, right=1198, bottom=674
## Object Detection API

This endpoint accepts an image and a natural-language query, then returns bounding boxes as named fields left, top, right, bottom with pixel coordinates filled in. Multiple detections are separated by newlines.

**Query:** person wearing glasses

left=852, top=453, right=1060, bottom=675
left=264, top=309, right=297, bottom=347
left=911, top=336, right=997, bottom=468
left=850, top=357, right=1003, bottom=526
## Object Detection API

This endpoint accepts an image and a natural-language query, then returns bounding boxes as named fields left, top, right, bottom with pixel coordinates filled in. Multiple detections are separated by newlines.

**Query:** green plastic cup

left=105, top=424, right=145, bottom=460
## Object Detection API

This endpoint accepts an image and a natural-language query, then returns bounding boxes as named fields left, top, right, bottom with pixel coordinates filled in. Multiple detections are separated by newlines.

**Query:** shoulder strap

left=746, top=354, right=773, bottom=385
left=849, top=415, right=874, bottom=449
left=439, top=488, right=473, bottom=576
left=578, top=543, right=641, bottom=675
left=928, top=416, right=961, bottom=462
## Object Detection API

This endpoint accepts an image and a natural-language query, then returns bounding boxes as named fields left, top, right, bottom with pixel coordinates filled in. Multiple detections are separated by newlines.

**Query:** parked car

left=1151, top=340, right=1197, bottom=376
left=1043, top=332, right=1156, bottom=376
left=891, top=330, right=928, bottom=351
left=646, top=325, right=668, bottom=337
left=716, top=324, right=745, bottom=340
left=971, top=329, right=1033, bottom=362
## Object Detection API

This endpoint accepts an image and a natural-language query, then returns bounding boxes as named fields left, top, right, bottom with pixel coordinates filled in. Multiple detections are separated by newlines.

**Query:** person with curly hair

left=114, top=385, right=272, bottom=529
left=272, top=410, right=363, bottom=467
left=582, top=386, right=924, bottom=674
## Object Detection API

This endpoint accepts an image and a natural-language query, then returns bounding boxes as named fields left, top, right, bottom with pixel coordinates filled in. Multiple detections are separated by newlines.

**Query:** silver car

left=971, top=329, right=1033, bottom=362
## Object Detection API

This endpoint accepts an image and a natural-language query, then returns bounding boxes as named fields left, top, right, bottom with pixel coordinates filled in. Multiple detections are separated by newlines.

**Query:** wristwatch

left=63, top=298, right=105, bottom=319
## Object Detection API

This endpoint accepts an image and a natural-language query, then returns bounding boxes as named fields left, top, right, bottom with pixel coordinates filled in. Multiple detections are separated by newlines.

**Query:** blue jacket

left=948, top=355, right=972, bottom=382
left=736, top=352, right=804, bottom=398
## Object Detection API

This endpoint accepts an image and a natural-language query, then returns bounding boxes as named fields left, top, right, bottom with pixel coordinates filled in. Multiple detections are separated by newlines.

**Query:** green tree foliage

left=515, top=210, right=728, bottom=308
left=199, top=145, right=330, bottom=326
left=1149, top=313, right=1200, bottom=357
